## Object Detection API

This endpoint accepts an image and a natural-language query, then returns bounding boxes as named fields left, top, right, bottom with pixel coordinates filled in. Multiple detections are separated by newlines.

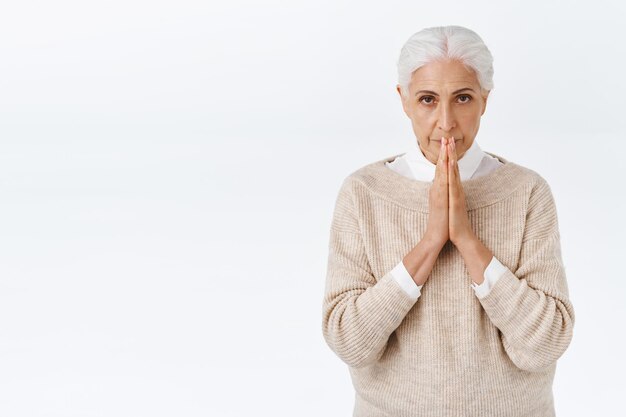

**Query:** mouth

left=432, top=137, right=462, bottom=143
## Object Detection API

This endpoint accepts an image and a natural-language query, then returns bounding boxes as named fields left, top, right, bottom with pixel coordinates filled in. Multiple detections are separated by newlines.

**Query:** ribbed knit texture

left=322, top=151, right=575, bottom=417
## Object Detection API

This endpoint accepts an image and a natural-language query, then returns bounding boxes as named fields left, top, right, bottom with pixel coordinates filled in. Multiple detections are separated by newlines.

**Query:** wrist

left=454, top=235, right=478, bottom=255
left=422, top=232, right=446, bottom=251
left=452, top=230, right=477, bottom=250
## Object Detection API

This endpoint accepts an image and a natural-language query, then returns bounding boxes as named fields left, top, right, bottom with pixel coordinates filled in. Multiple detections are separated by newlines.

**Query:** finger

left=448, top=138, right=461, bottom=201
left=436, top=138, right=444, bottom=181
left=451, top=136, right=458, bottom=172
left=441, top=137, right=448, bottom=186
left=446, top=140, right=452, bottom=193
left=453, top=138, right=460, bottom=184
left=451, top=137, right=460, bottom=185
left=448, top=139, right=458, bottom=197
left=444, top=138, right=451, bottom=183
left=449, top=137, right=456, bottom=177
left=432, top=141, right=440, bottom=184
left=435, top=137, right=445, bottom=185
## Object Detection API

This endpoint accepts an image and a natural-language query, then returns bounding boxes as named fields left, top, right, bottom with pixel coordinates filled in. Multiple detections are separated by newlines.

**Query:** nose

left=437, top=101, right=456, bottom=133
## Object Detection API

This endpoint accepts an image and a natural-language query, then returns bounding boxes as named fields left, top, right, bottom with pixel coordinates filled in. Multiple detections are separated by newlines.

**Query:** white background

left=0, top=1, right=624, bottom=416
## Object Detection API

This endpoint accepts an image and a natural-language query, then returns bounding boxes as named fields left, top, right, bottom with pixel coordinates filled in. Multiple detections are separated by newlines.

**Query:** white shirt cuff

left=390, top=260, right=423, bottom=301
left=470, top=255, right=508, bottom=299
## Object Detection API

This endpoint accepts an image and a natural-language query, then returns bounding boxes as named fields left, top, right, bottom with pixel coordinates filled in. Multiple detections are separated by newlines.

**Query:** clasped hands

left=426, top=136, right=477, bottom=248
left=421, top=136, right=495, bottom=286
left=406, top=136, right=495, bottom=286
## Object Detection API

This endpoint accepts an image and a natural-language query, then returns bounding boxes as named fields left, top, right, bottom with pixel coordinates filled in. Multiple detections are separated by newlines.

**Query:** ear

left=397, top=84, right=409, bottom=116
left=480, top=90, right=490, bottom=116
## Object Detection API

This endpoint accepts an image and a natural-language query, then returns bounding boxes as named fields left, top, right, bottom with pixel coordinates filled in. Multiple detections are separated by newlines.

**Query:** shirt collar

left=404, top=138, right=486, bottom=181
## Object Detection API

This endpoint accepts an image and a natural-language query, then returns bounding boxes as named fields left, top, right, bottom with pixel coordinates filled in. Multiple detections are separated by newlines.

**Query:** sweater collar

left=404, top=138, right=486, bottom=181
left=353, top=151, right=529, bottom=212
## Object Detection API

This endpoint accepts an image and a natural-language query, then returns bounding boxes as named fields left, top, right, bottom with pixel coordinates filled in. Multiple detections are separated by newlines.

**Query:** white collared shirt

left=384, top=139, right=509, bottom=301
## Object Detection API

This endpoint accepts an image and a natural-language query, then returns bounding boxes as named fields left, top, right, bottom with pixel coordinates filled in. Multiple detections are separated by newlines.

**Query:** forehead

left=410, top=59, right=479, bottom=90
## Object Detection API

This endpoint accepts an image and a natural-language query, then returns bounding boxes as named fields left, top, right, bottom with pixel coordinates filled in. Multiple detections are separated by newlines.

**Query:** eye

left=418, top=95, right=472, bottom=105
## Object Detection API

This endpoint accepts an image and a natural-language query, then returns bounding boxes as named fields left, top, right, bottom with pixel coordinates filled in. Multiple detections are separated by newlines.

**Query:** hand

left=424, top=137, right=450, bottom=248
left=446, top=136, right=476, bottom=245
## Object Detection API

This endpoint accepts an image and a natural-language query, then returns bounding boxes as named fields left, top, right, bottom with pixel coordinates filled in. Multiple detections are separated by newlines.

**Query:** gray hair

left=397, top=25, right=494, bottom=98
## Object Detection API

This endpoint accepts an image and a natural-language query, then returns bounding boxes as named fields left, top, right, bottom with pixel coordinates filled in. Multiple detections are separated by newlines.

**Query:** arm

left=395, top=250, right=509, bottom=300
left=389, top=235, right=445, bottom=300
left=390, top=260, right=423, bottom=301
left=322, top=179, right=438, bottom=368
left=470, top=255, right=509, bottom=298
left=457, top=178, right=575, bottom=373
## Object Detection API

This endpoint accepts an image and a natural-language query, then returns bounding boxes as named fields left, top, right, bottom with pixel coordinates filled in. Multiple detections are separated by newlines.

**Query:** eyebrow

left=414, top=87, right=475, bottom=96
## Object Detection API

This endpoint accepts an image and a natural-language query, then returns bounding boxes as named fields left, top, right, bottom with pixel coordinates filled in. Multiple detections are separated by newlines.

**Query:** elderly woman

left=321, top=26, right=575, bottom=417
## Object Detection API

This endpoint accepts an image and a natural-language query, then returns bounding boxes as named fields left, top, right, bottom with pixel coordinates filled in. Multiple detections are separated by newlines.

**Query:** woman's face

left=397, top=59, right=489, bottom=164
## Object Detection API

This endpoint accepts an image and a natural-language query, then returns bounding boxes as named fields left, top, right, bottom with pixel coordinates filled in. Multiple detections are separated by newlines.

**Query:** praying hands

left=443, top=136, right=494, bottom=285
left=402, top=136, right=494, bottom=287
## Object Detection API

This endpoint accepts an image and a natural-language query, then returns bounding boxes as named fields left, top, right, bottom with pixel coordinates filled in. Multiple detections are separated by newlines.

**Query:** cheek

left=410, top=109, right=437, bottom=128
left=459, top=108, right=481, bottom=123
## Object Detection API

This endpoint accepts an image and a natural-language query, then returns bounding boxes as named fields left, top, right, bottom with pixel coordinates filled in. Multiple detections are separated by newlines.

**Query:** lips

left=432, top=138, right=461, bottom=142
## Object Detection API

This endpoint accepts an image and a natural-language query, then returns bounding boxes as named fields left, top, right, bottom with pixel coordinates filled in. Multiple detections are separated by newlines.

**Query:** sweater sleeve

left=390, top=259, right=423, bottom=300
left=476, top=177, right=575, bottom=373
left=322, top=178, right=418, bottom=369
left=470, top=255, right=509, bottom=298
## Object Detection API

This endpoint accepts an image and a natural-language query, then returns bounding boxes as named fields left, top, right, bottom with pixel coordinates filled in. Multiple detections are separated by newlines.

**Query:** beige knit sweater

left=322, top=151, right=575, bottom=417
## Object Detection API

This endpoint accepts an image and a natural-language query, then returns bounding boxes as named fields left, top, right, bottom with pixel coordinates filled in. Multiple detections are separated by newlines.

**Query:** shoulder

left=487, top=151, right=553, bottom=194
left=335, top=154, right=401, bottom=197
left=508, top=160, right=554, bottom=196
left=330, top=158, right=388, bottom=233
left=515, top=163, right=550, bottom=190
left=504, top=160, right=561, bottom=239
